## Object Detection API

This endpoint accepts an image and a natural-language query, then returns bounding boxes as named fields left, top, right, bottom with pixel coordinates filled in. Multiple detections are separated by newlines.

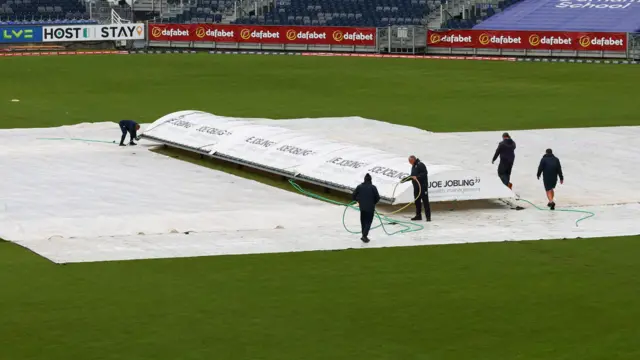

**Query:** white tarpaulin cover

left=142, top=111, right=514, bottom=204
left=1, top=120, right=640, bottom=264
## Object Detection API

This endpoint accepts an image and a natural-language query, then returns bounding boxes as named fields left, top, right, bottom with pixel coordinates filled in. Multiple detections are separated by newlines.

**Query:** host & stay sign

left=42, top=24, right=146, bottom=42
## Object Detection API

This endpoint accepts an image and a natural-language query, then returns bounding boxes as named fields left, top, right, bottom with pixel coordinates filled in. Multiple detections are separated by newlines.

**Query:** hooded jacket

left=352, top=174, right=380, bottom=213
left=537, top=153, right=564, bottom=181
left=492, top=138, right=516, bottom=164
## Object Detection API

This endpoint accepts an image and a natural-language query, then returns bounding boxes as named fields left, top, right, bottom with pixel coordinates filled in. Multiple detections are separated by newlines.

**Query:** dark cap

left=364, top=173, right=372, bottom=182
left=546, top=148, right=553, bottom=154
left=502, top=132, right=510, bottom=138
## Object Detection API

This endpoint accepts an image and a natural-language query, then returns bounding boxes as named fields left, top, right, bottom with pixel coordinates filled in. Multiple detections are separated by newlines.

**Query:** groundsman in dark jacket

left=119, top=119, right=140, bottom=146
left=537, top=148, right=564, bottom=210
left=352, top=173, right=380, bottom=243
left=404, top=155, right=431, bottom=221
left=492, top=132, right=516, bottom=189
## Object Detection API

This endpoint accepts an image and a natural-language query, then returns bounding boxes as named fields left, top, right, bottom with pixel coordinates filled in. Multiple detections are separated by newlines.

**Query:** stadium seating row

left=231, top=0, right=433, bottom=26
left=5, top=0, right=633, bottom=33
left=157, top=0, right=526, bottom=28
left=160, top=0, right=438, bottom=26
left=0, top=0, right=93, bottom=22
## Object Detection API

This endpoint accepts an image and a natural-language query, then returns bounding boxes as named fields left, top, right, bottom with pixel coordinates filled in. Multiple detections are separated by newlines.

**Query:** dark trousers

left=414, top=186, right=431, bottom=220
left=120, top=125, right=134, bottom=145
left=360, top=210, right=375, bottom=238
left=497, top=161, right=514, bottom=186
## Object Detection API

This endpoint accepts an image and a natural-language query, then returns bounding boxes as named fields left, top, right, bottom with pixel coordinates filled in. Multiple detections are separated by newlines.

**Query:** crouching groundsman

left=537, top=148, right=564, bottom=210
left=352, top=173, right=381, bottom=244
left=119, top=120, right=140, bottom=146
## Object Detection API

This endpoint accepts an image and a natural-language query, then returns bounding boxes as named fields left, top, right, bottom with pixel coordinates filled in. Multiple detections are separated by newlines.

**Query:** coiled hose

left=288, top=179, right=425, bottom=236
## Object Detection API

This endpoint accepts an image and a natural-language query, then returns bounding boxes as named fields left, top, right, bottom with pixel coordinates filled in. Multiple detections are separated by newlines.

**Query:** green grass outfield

left=1, top=54, right=640, bottom=360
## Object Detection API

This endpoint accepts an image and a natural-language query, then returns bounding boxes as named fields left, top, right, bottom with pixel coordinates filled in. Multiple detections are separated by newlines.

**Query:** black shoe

left=129, top=142, right=137, bottom=146
left=426, top=218, right=431, bottom=222
left=360, top=237, right=370, bottom=243
left=119, top=143, right=126, bottom=147
left=547, top=202, right=552, bottom=208
left=550, top=202, right=556, bottom=210
left=411, top=216, right=422, bottom=221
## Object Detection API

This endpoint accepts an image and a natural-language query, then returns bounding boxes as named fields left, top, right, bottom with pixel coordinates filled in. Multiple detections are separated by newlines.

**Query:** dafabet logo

left=580, top=35, right=592, bottom=48
left=478, top=33, right=522, bottom=45
left=239, top=29, right=279, bottom=40
left=478, top=33, right=490, bottom=45
left=194, top=27, right=234, bottom=39
left=332, top=30, right=373, bottom=42
left=152, top=27, right=189, bottom=38
left=151, top=27, right=162, bottom=38
left=529, top=34, right=540, bottom=46
left=579, top=35, right=625, bottom=48
left=428, top=32, right=472, bottom=44
left=528, top=34, right=572, bottom=47
left=240, top=28, right=251, bottom=40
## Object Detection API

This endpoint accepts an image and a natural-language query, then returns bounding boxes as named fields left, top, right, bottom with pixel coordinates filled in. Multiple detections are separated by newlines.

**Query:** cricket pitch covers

left=1, top=118, right=639, bottom=264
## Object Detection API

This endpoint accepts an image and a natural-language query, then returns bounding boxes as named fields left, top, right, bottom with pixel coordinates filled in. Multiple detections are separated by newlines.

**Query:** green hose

left=289, top=179, right=594, bottom=232
left=37, top=137, right=117, bottom=144
left=516, top=198, right=595, bottom=227
left=288, top=180, right=424, bottom=236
